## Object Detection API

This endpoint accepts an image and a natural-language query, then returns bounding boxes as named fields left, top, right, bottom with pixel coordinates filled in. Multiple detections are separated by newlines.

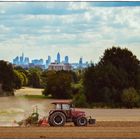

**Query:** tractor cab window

left=70, top=103, right=75, bottom=108
left=62, top=104, right=70, bottom=110
left=56, top=104, right=61, bottom=109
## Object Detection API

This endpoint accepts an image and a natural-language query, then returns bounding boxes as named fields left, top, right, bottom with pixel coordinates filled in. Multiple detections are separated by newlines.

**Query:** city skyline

left=12, top=52, right=88, bottom=69
left=12, top=52, right=87, bottom=64
left=0, top=2, right=140, bottom=63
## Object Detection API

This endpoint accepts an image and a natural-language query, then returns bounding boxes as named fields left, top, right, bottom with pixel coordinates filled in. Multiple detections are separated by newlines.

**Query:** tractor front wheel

left=48, top=112, right=66, bottom=126
left=76, top=117, right=87, bottom=126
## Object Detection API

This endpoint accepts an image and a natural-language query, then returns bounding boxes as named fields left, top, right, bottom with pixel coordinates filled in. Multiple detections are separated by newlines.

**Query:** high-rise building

left=46, top=60, right=49, bottom=65
left=39, top=59, right=43, bottom=65
left=64, top=56, right=69, bottom=63
left=48, top=56, right=51, bottom=64
left=57, top=52, right=60, bottom=63
left=32, top=59, right=44, bottom=65
left=79, top=57, right=83, bottom=65
left=46, top=55, right=51, bottom=68
left=20, top=53, right=24, bottom=65
left=24, top=57, right=29, bottom=65
left=13, top=56, right=19, bottom=65
left=32, top=59, right=37, bottom=65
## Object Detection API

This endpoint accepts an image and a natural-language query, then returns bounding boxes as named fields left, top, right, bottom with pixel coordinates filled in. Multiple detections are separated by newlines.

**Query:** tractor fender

left=73, top=114, right=84, bottom=119
left=72, top=112, right=85, bottom=119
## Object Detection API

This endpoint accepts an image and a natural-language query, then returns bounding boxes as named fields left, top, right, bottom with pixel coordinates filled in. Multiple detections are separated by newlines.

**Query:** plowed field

left=1, top=121, right=140, bottom=138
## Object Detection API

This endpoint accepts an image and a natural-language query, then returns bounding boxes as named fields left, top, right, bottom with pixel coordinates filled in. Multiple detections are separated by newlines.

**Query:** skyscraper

left=20, top=52, right=24, bottom=64
left=32, top=59, right=43, bottom=65
left=24, top=57, right=29, bottom=65
left=64, top=56, right=69, bottom=63
left=48, top=55, right=51, bottom=64
left=39, top=59, right=44, bottom=65
left=79, top=57, right=83, bottom=65
left=13, top=56, right=19, bottom=65
left=57, top=52, right=60, bottom=63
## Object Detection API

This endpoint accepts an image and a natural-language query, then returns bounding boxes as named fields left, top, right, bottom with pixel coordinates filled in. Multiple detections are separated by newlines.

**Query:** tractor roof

left=51, top=100, right=72, bottom=105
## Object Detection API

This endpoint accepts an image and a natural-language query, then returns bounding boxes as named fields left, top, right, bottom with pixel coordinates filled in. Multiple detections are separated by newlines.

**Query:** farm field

left=0, top=122, right=140, bottom=138
left=0, top=87, right=140, bottom=138
left=14, top=87, right=43, bottom=96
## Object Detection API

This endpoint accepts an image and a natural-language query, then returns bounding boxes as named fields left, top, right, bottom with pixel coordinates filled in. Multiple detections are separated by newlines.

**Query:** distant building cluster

left=48, top=63, right=72, bottom=71
left=12, top=52, right=89, bottom=70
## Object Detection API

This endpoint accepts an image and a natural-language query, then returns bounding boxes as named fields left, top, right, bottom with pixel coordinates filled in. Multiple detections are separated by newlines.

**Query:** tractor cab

left=50, top=100, right=85, bottom=118
left=51, top=100, right=74, bottom=110
left=50, top=100, right=75, bottom=119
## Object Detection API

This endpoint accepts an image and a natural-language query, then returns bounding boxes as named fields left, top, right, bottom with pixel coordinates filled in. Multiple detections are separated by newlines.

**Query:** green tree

left=99, top=47, right=140, bottom=89
left=27, top=67, right=43, bottom=88
left=72, top=83, right=88, bottom=107
left=83, top=47, right=140, bottom=105
left=121, top=87, right=140, bottom=108
left=14, top=66, right=28, bottom=86
left=73, top=92, right=88, bottom=108
left=43, top=70, right=74, bottom=99
left=28, top=72, right=41, bottom=88
left=21, top=72, right=28, bottom=86
left=84, top=63, right=121, bottom=102
left=14, top=66, right=29, bottom=76
left=13, top=70, right=24, bottom=89
left=28, top=67, right=43, bottom=75
left=40, top=70, right=48, bottom=88
left=0, top=60, right=15, bottom=94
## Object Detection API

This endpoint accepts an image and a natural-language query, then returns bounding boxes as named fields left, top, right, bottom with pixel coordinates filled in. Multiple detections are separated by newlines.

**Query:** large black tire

left=48, top=112, right=66, bottom=126
left=76, top=117, right=87, bottom=126
left=48, top=117, right=53, bottom=126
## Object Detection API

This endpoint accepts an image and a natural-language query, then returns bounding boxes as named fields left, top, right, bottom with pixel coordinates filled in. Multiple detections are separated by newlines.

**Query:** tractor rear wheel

left=48, top=112, right=66, bottom=126
left=48, top=117, right=53, bottom=126
left=76, top=117, right=87, bottom=126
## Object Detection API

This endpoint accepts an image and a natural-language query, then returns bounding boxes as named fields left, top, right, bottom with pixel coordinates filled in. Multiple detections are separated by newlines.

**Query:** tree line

left=83, top=47, right=140, bottom=108
left=0, top=46, right=140, bottom=108
left=0, top=62, right=43, bottom=93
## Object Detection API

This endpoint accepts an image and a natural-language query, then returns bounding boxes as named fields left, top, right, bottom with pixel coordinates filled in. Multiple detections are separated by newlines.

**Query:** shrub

left=121, top=87, right=140, bottom=108
left=73, top=93, right=88, bottom=108
left=72, top=88, right=88, bottom=108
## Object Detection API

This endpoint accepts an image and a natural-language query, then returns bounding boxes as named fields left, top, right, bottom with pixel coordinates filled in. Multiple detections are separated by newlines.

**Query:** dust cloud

left=0, top=96, right=54, bottom=126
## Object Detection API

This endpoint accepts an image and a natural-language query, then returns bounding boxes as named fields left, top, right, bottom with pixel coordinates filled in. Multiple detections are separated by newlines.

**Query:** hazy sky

left=0, top=2, right=140, bottom=63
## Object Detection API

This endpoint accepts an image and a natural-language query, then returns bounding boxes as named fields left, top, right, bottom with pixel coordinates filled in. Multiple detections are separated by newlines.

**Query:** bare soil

left=1, top=121, right=140, bottom=138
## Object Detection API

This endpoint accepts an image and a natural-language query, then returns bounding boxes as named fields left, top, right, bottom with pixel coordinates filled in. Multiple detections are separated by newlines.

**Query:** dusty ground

left=1, top=121, right=140, bottom=138
left=0, top=87, right=140, bottom=138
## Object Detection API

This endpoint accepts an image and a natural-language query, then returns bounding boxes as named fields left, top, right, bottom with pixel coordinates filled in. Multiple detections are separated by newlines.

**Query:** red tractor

left=48, top=100, right=96, bottom=126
